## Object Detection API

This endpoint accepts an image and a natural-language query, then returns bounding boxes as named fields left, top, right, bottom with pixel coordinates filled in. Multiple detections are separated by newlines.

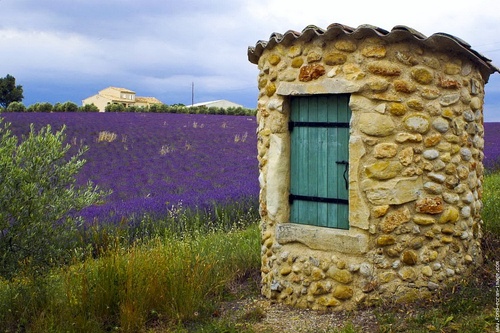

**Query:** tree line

left=0, top=74, right=256, bottom=116
left=2, top=101, right=256, bottom=116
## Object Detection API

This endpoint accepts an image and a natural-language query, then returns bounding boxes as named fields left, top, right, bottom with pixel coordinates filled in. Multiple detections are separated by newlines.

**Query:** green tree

left=79, top=103, right=99, bottom=112
left=0, top=74, right=24, bottom=108
left=6, top=101, right=26, bottom=112
left=0, top=119, right=109, bottom=279
left=62, top=101, right=78, bottom=112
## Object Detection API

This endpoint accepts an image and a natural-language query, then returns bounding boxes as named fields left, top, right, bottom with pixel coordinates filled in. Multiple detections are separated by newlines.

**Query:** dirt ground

left=219, top=296, right=380, bottom=332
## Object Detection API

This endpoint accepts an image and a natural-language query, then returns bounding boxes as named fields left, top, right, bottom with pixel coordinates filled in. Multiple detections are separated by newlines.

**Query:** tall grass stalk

left=482, top=171, right=500, bottom=234
left=0, top=223, right=260, bottom=332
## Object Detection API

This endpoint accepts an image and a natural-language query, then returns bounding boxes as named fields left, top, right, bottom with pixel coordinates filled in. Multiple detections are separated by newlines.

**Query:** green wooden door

left=289, top=94, right=351, bottom=229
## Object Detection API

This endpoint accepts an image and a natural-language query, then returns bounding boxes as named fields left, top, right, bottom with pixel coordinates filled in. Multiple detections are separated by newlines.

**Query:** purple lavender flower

left=1, top=112, right=259, bottom=224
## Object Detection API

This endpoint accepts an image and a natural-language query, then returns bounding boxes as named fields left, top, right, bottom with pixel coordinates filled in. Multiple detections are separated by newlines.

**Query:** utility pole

left=191, top=82, right=194, bottom=106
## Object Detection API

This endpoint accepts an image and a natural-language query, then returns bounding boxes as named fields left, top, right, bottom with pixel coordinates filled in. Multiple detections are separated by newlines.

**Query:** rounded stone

left=398, top=267, right=417, bottom=281
left=432, top=262, right=442, bottom=271
left=416, top=197, right=444, bottom=214
left=398, top=147, right=414, bottom=166
left=428, top=282, right=439, bottom=290
left=291, top=57, right=304, bottom=68
left=311, top=267, right=325, bottom=281
left=332, top=285, right=354, bottom=300
left=362, top=45, right=387, bottom=58
left=422, top=266, right=433, bottom=277
left=373, top=205, right=390, bottom=218
left=334, top=40, right=357, bottom=52
left=380, top=207, right=411, bottom=233
left=324, top=52, right=347, bottom=65
left=365, top=161, right=403, bottom=180
left=330, top=269, right=353, bottom=284
left=359, top=263, right=373, bottom=277
left=410, top=236, right=425, bottom=249
left=470, top=97, right=482, bottom=111
left=440, top=94, right=460, bottom=106
left=424, top=182, right=443, bottom=194
left=421, top=87, right=441, bottom=100
left=461, top=206, right=471, bottom=218
left=307, top=51, right=322, bottom=63
left=443, top=192, right=459, bottom=204
left=428, top=172, right=446, bottom=183
left=368, top=61, right=402, bottom=76
left=287, top=45, right=302, bottom=57
left=374, top=143, right=398, bottom=158
left=441, top=236, right=454, bottom=243
left=404, top=113, right=430, bottom=133
left=460, top=147, right=472, bottom=161
left=377, top=235, right=396, bottom=246
left=401, top=250, right=418, bottom=265
left=438, top=206, right=460, bottom=224
left=432, top=117, right=449, bottom=133
left=268, top=54, right=281, bottom=66
left=463, top=110, right=475, bottom=122
left=379, top=271, right=397, bottom=284
left=424, top=133, right=442, bottom=147
left=265, top=83, right=276, bottom=97
left=394, top=80, right=416, bottom=93
left=441, top=226, right=455, bottom=234
left=280, top=266, right=292, bottom=276
left=387, top=102, right=407, bottom=116
left=359, top=113, right=396, bottom=137
left=423, top=149, right=439, bottom=160
left=318, top=296, right=341, bottom=307
left=411, top=67, right=434, bottom=84
left=414, top=215, right=436, bottom=225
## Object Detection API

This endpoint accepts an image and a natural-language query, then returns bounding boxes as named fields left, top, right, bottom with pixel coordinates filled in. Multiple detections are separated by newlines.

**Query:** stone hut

left=247, top=23, right=498, bottom=310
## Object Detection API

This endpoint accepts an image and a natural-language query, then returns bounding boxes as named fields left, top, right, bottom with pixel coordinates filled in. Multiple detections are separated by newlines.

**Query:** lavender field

left=1, top=112, right=259, bottom=224
left=1, top=112, right=499, bottom=226
left=484, top=122, right=500, bottom=171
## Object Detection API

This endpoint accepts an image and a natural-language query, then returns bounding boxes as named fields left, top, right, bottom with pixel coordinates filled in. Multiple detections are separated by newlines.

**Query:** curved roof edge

left=248, top=23, right=499, bottom=82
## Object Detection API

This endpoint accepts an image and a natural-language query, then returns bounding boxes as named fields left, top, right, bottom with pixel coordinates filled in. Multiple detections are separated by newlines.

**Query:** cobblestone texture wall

left=255, top=35, right=485, bottom=310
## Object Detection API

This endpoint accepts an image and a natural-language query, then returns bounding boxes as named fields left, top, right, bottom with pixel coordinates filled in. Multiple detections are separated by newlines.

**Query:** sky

left=1, top=0, right=500, bottom=121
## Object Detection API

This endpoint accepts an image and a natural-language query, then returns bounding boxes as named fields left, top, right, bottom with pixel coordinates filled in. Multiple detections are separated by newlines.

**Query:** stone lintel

left=276, top=223, right=369, bottom=254
left=276, top=79, right=363, bottom=96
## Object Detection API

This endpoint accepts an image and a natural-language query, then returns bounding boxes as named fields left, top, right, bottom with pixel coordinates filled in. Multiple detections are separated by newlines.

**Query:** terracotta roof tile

left=248, top=23, right=499, bottom=82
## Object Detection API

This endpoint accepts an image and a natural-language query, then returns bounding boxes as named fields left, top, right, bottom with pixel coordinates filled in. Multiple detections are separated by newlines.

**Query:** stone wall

left=255, top=35, right=485, bottom=310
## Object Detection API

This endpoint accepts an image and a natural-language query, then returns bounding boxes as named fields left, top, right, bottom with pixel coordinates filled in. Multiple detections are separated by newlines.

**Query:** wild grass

left=0, top=204, right=260, bottom=332
left=96, top=130, right=117, bottom=143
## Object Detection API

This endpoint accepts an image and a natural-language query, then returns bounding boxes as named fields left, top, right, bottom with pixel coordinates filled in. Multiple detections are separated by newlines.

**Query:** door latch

left=336, top=160, right=349, bottom=190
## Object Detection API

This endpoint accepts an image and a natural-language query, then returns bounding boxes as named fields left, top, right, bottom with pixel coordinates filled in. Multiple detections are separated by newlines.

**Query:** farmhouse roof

left=188, top=100, right=244, bottom=108
left=248, top=23, right=499, bottom=82
left=135, top=96, right=162, bottom=104
left=103, top=86, right=136, bottom=94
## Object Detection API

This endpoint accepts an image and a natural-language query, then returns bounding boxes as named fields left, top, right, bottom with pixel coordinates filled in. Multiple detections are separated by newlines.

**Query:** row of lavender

left=1, top=112, right=499, bottom=225
left=483, top=122, right=500, bottom=171
left=1, top=112, right=259, bottom=224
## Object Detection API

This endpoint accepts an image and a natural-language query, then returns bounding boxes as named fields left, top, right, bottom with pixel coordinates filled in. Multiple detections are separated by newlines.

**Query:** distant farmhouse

left=187, top=100, right=244, bottom=109
left=82, top=87, right=162, bottom=112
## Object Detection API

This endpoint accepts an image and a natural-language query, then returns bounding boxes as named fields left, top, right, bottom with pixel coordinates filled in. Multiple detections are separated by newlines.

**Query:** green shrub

left=5, top=101, right=26, bottom=112
left=0, top=119, right=109, bottom=279
left=79, top=103, right=99, bottom=112
left=26, top=102, right=53, bottom=112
